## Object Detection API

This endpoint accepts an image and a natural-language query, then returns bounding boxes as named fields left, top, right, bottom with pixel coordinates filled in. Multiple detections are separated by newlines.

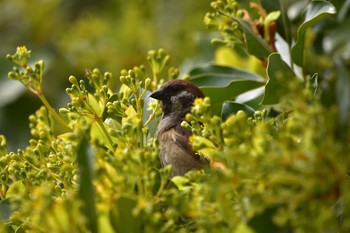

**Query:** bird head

left=150, top=80, right=204, bottom=119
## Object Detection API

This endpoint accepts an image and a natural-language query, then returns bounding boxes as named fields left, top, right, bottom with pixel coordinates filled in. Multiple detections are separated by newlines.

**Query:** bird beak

left=150, top=88, right=164, bottom=100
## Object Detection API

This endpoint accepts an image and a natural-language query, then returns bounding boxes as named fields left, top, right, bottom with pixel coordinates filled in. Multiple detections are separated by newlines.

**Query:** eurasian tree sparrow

left=150, top=79, right=208, bottom=177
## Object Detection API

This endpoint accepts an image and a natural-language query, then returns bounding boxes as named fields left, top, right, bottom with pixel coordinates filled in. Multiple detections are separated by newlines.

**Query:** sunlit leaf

left=122, top=105, right=138, bottom=125
left=291, top=0, right=336, bottom=66
left=5, top=181, right=25, bottom=198
left=98, top=213, right=115, bottom=233
left=265, top=11, right=280, bottom=23
left=88, top=93, right=103, bottom=116
left=171, top=176, right=194, bottom=191
left=190, top=135, right=218, bottom=160
left=235, top=223, right=255, bottom=233
left=90, top=121, right=114, bottom=150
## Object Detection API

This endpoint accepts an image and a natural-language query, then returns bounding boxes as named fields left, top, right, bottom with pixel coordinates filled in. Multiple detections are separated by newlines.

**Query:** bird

left=150, top=79, right=209, bottom=177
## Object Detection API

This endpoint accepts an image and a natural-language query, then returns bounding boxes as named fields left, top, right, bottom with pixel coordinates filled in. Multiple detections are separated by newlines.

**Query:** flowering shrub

left=1, top=1, right=349, bottom=232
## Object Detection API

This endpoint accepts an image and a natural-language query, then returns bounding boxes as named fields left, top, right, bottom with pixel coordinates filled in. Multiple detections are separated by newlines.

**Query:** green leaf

left=5, top=181, right=25, bottom=198
left=323, top=18, right=350, bottom=59
left=291, top=0, right=336, bottom=66
left=265, top=11, right=281, bottom=23
left=248, top=206, right=283, bottom=233
left=109, top=196, right=141, bottom=233
left=98, top=213, right=115, bottom=233
left=336, top=59, right=350, bottom=128
left=235, top=86, right=265, bottom=105
left=102, top=94, right=119, bottom=121
left=0, top=198, right=12, bottom=223
left=262, top=53, right=296, bottom=105
left=77, top=137, right=98, bottom=233
left=88, top=93, right=103, bottom=116
left=189, top=64, right=265, bottom=114
left=220, top=12, right=272, bottom=58
left=261, top=0, right=292, bottom=45
left=90, top=121, right=114, bottom=150
left=171, top=176, right=195, bottom=191
left=189, top=64, right=265, bottom=84
left=221, top=101, right=255, bottom=120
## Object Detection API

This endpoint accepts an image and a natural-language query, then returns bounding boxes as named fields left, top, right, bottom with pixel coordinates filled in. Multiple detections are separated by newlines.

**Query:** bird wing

left=171, top=125, right=203, bottom=162
left=171, top=125, right=191, bottom=150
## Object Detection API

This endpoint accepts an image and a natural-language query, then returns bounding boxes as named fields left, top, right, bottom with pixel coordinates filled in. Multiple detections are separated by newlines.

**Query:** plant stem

left=143, top=113, right=155, bottom=128
left=38, top=94, right=71, bottom=132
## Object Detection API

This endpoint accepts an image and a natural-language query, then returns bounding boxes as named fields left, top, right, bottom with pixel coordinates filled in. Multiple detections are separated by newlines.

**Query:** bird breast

left=156, top=118, right=205, bottom=176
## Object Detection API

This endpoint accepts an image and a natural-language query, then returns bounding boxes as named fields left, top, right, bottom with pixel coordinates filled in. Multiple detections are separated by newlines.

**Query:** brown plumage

left=150, top=80, right=208, bottom=177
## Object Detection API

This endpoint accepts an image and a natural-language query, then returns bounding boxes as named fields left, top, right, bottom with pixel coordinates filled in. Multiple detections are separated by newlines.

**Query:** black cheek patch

left=178, top=92, right=195, bottom=107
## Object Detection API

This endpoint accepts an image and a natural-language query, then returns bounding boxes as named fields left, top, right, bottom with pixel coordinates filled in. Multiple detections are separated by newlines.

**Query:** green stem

left=152, top=70, right=159, bottom=90
left=134, top=91, right=145, bottom=148
left=155, top=176, right=166, bottom=199
left=38, top=94, right=71, bottom=132
left=143, top=113, right=155, bottom=128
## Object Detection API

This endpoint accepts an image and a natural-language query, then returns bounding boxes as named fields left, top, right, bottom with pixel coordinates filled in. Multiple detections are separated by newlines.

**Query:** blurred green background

left=0, top=0, right=214, bottom=150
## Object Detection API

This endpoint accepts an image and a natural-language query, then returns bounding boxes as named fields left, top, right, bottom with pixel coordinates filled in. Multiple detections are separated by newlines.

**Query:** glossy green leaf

left=189, top=64, right=265, bottom=84
left=220, top=12, right=272, bottom=58
left=262, top=53, right=296, bottom=105
left=110, top=196, right=141, bottom=233
left=235, top=86, right=265, bottom=105
left=200, top=82, right=263, bottom=115
left=77, top=137, right=98, bottom=233
left=189, top=64, right=265, bottom=114
left=221, top=101, right=255, bottom=120
left=291, top=0, right=336, bottom=66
